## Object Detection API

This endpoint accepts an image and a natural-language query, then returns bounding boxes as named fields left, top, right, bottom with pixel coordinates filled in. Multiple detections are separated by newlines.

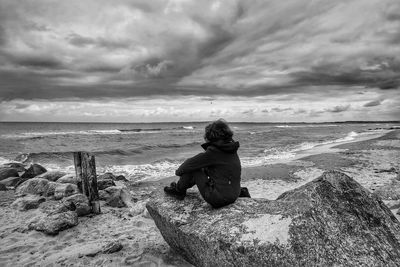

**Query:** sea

left=0, top=122, right=398, bottom=182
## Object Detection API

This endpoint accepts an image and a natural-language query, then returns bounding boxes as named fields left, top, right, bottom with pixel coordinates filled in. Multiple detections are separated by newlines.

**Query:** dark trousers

left=176, top=170, right=236, bottom=208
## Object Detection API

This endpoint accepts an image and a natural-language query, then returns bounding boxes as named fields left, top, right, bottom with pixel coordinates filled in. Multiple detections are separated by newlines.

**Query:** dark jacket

left=175, top=140, right=241, bottom=206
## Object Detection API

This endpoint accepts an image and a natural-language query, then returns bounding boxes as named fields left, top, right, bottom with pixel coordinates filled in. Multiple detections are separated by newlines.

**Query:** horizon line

left=1, top=120, right=399, bottom=124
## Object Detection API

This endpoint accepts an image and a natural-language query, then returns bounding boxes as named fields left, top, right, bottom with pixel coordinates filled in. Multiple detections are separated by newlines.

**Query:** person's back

left=164, top=119, right=243, bottom=208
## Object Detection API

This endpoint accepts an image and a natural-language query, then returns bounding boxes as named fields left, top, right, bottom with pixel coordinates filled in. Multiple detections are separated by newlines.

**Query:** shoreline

left=0, top=130, right=398, bottom=266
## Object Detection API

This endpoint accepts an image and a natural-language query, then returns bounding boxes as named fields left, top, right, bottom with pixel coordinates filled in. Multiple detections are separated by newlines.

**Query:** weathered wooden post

left=73, top=152, right=101, bottom=214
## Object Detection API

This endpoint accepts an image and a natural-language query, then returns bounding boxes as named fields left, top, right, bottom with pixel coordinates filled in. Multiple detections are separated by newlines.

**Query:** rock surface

left=0, top=176, right=22, bottom=187
left=0, top=183, right=6, bottom=191
left=1, top=162, right=26, bottom=172
left=146, top=171, right=400, bottom=266
left=97, top=179, right=116, bottom=190
left=11, top=194, right=46, bottom=211
left=54, top=183, right=79, bottom=200
left=21, top=164, right=47, bottom=179
left=29, top=211, right=78, bottom=235
left=56, top=174, right=77, bottom=184
left=62, top=193, right=91, bottom=216
left=36, top=171, right=67, bottom=182
left=105, top=186, right=131, bottom=208
left=16, top=178, right=50, bottom=196
left=0, top=167, right=19, bottom=181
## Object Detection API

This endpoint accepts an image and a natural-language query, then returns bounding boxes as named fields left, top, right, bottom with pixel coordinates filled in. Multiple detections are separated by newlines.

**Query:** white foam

left=182, top=126, right=194, bottom=130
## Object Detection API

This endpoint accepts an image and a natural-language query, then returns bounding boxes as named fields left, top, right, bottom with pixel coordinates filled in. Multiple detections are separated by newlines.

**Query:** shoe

left=239, top=187, right=251, bottom=198
left=164, top=182, right=186, bottom=200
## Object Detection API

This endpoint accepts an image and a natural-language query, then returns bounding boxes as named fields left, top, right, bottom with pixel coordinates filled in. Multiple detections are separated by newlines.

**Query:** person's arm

left=175, top=151, right=214, bottom=176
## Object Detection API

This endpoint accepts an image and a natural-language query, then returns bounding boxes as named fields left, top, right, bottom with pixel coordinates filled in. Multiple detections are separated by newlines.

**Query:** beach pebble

left=57, top=174, right=77, bottom=184
left=62, top=193, right=91, bottom=217
left=29, top=210, right=78, bottom=235
left=0, top=167, right=19, bottom=181
left=98, top=179, right=116, bottom=190
left=21, top=164, right=47, bottom=179
left=11, top=194, right=46, bottom=211
left=16, top=178, right=50, bottom=196
left=36, top=171, right=67, bottom=182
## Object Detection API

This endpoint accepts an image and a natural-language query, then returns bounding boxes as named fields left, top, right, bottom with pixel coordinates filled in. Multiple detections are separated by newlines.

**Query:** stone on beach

left=62, top=193, right=91, bottom=216
left=15, top=178, right=50, bottom=196
left=28, top=210, right=78, bottom=235
left=36, top=171, right=67, bottom=182
left=97, top=179, right=116, bottom=190
left=54, top=183, right=79, bottom=200
left=11, top=194, right=46, bottom=211
left=105, top=186, right=131, bottom=208
left=0, top=176, right=22, bottom=187
left=56, top=174, right=77, bottom=184
left=20, top=164, right=47, bottom=179
left=1, top=162, right=26, bottom=172
left=0, top=167, right=19, bottom=181
left=146, top=171, right=400, bottom=266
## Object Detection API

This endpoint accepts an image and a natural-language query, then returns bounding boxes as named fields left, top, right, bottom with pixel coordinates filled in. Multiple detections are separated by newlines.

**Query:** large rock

left=15, top=178, right=50, bottom=196
left=98, top=172, right=116, bottom=180
left=21, top=164, right=47, bottom=179
left=62, top=193, right=91, bottom=216
left=56, top=174, right=77, bottom=184
left=1, top=162, right=26, bottom=172
left=28, top=211, right=78, bottom=235
left=11, top=194, right=46, bottom=211
left=0, top=167, right=19, bottom=181
left=36, top=171, right=67, bottom=182
left=54, top=183, right=78, bottom=200
left=105, top=186, right=131, bottom=208
left=146, top=171, right=400, bottom=266
left=0, top=176, right=22, bottom=187
left=97, top=179, right=116, bottom=190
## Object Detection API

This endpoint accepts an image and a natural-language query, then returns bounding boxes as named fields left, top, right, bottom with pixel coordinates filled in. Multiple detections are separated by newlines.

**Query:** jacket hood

left=201, top=140, right=240, bottom=153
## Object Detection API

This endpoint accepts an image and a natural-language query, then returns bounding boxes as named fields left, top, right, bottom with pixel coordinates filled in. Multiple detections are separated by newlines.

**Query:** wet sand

left=0, top=129, right=399, bottom=266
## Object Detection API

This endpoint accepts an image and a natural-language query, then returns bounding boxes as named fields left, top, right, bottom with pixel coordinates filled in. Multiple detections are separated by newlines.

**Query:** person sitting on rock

left=164, top=119, right=248, bottom=208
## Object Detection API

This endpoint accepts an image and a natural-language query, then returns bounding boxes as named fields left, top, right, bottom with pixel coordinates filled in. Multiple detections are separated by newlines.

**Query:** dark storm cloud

left=325, top=105, right=351, bottom=113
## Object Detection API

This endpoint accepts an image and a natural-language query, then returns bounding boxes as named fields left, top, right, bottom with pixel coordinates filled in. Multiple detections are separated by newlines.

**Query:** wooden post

left=73, top=152, right=101, bottom=214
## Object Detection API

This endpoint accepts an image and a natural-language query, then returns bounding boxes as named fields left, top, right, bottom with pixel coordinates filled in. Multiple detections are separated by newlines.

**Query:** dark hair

left=204, top=119, right=233, bottom=142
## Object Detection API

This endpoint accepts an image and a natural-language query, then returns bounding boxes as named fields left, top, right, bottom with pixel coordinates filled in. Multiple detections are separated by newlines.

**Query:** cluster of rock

left=1, top=162, right=132, bottom=235
left=147, top=171, right=400, bottom=266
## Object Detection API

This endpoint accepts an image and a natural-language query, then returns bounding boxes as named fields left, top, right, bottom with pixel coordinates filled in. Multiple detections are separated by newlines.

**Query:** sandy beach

left=0, top=129, right=399, bottom=266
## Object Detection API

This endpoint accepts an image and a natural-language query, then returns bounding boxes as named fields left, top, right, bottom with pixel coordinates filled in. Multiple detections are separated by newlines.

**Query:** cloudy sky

left=0, top=0, right=399, bottom=122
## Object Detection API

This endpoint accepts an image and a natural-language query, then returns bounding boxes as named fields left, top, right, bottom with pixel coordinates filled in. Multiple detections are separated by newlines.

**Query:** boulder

left=39, top=200, right=72, bottom=215
left=21, top=164, right=47, bottom=179
left=15, top=178, right=50, bottom=196
left=54, top=183, right=78, bottom=200
left=0, top=176, right=22, bottom=187
left=98, top=172, right=116, bottom=180
left=62, top=194, right=91, bottom=216
left=116, top=175, right=129, bottom=182
left=28, top=211, right=78, bottom=235
left=0, top=167, right=19, bottom=181
left=11, top=195, right=46, bottom=211
left=146, top=171, right=400, bottom=266
left=57, top=174, right=77, bottom=184
left=97, top=179, right=115, bottom=190
left=36, top=171, right=67, bottom=182
left=105, top=186, right=131, bottom=208
left=98, top=190, right=110, bottom=200
left=1, top=162, right=26, bottom=172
